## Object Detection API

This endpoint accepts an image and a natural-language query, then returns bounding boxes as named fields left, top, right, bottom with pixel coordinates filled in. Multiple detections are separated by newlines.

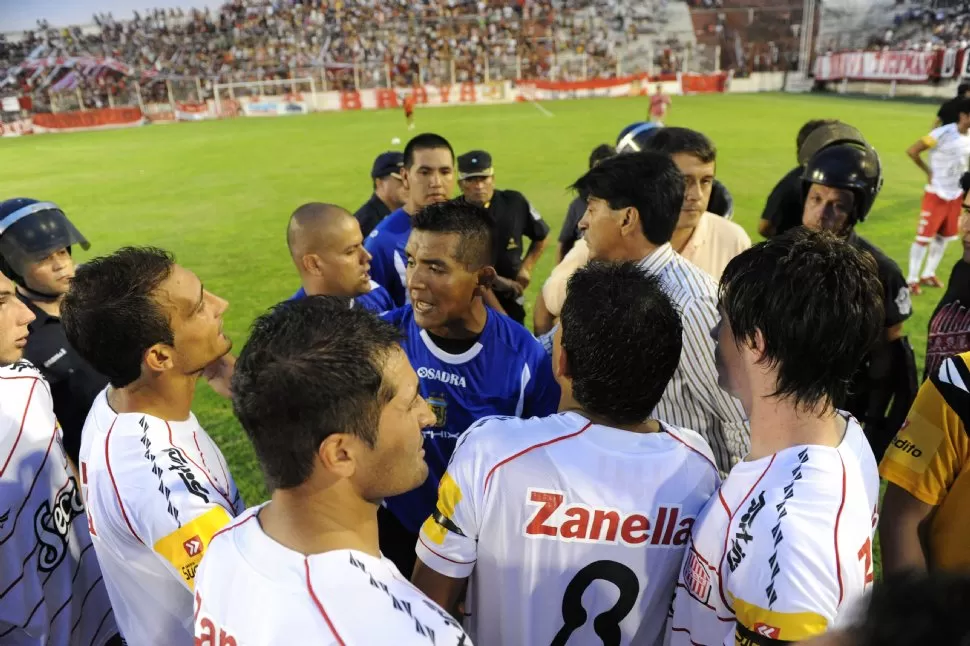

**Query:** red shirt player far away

left=403, top=93, right=416, bottom=131
left=650, top=85, right=670, bottom=125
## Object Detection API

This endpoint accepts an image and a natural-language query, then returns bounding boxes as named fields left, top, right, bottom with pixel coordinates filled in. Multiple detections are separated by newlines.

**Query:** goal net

left=213, top=77, right=318, bottom=117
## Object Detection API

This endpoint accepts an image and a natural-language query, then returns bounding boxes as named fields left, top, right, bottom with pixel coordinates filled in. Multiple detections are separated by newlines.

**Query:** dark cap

left=371, top=151, right=404, bottom=179
left=457, top=150, right=494, bottom=180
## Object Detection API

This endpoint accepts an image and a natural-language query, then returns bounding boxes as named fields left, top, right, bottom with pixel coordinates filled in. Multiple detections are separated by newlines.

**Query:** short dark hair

left=561, top=261, right=682, bottom=425
left=588, top=143, right=615, bottom=169
left=571, top=151, right=684, bottom=245
left=403, top=133, right=454, bottom=169
left=796, top=119, right=839, bottom=151
left=640, top=127, right=717, bottom=164
left=958, top=82, right=970, bottom=97
left=62, top=246, right=175, bottom=388
left=961, top=171, right=970, bottom=194
left=411, top=198, right=493, bottom=267
left=718, top=228, right=883, bottom=411
left=956, top=97, right=970, bottom=117
left=231, top=297, right=404, bottom=490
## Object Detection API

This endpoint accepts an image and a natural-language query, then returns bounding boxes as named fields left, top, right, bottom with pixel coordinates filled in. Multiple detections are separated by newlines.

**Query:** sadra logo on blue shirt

left=417, top=367, right=467, bottom=388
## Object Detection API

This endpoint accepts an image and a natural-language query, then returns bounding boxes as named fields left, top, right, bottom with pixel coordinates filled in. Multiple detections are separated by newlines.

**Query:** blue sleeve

left=524, top=345, right=560, bottom=417
left=365, top=235, right=392, bottom=291
left=356, top=285, right=394, bottom=314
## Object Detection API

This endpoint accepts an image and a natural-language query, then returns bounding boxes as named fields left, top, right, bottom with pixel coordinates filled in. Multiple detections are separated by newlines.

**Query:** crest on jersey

left=428, top=394, right=447, bottom=427
left=183, top=535, right=202, bottom=557
left=683, top=548, right=712, bottom=603
left=895, top=286, right=912, bottom=317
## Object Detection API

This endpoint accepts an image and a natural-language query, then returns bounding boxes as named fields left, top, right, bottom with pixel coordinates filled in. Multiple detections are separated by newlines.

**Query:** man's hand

left=515, top=267, right=531, bottom=289
left=493, top=276, right=524, bottom=297
left=202, top=354, right=236, bottom=399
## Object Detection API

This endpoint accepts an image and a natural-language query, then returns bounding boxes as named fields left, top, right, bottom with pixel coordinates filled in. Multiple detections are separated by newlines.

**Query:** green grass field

left=0, top=92, right=952, bottom=507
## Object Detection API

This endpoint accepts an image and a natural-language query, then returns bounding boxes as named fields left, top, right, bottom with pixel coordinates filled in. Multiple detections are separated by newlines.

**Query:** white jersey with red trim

left=0, top=360, right=118, bottom=645
left=415, top=411, right=720, bottom=646
left=666, top=414, right=879, bottom=646
left=79, top=388, right=244, bottom=645
left=194, top=504, right=474, bottom=646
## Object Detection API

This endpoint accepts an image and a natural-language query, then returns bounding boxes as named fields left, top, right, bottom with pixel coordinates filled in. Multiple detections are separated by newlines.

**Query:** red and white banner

left=814, top=50, right=941, bottom=81
left=30, top=107, right=144, bottom=133
left=0, top=119, right=33, bottom=137
left=174, top=102, right=212, bottom=121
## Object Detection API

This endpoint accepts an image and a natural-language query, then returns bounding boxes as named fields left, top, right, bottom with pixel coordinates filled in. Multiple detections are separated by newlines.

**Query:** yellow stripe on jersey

left=922, top=135, right=938, bottom=149
left=421, top=472, right=463, bottom=545
left=153, top=506, right=232, bottom=589
left=733, top=598, right=828, bottom=642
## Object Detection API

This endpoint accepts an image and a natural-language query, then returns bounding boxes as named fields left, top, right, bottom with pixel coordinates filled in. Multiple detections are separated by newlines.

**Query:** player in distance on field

left=195, top=298, right=473, bottom=645
left=62, top=247, right=244, bottom=645
left=412, top=261, right=720, bottom=646
left=287, top=202, right=393, bottom=312
left=666, top=228, right=883, bottom=645
left=0, top=268, right=120, bottom=645
left=379, top=199, right=559, bottom=577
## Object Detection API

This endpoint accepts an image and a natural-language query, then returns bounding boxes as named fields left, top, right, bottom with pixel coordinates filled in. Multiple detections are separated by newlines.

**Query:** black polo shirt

left=708, top=179, right=734, bottom=218
left=19, top=294, right=109, bottom=464
left=558, top=196, right=586, bottom=256
left=486, top=188, right=550, bottom=323
left=354, top=193, right=392, bottom=237
left=761, top=165, right=805, bottom=236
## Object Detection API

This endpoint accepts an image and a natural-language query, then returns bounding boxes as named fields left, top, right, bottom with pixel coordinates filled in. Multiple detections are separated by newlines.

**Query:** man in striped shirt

left=574, top=151, right=749, bottom=473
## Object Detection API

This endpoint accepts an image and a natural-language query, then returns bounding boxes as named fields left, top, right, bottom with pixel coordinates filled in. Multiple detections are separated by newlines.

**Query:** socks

left=922, top=236, right=950, bottom=279
left=908, top=241, right=929, bottom=284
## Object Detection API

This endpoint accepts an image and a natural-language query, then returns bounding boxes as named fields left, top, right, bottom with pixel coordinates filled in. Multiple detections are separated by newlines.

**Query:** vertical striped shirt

left=638, top=243, right=749, bottom=474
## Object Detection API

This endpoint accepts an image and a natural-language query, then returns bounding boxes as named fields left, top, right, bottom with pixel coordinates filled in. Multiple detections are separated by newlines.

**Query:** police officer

left=800, top=142, right=918, bottom=462
left=354, top=151, right=408, bottom=237
left=616, top=121, right=735, bottom=219
left=457, top=150, right=550, bottom=324
left=0, top=198, right=108, bottom=464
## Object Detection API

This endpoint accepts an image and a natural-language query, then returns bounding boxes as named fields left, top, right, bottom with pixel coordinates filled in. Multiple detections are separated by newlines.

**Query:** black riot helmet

left=616, top=122, right=663, bottom=153
left=0, top=199, right=90, bottom=292
left=801, top=143, right=883, bottom=225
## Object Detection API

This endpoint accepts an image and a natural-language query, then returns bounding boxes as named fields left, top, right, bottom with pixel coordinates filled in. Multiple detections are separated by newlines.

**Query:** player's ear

left=619, top=206, right=640, bottom=237
left=749, top=328, right=767, bottom=361
left=555, top=340, right=571, bottom=381
left=401, top=166, right=411, bottom=192
left=302, top=253, right=324, bottom=276
left=318, top=433, right=357, bottom=479
left=143, top=343, right=175, bottom=374
left=477, top=265, right=496, bottom=293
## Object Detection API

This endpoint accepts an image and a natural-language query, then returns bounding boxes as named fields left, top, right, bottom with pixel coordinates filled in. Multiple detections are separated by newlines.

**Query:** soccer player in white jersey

left=0, top=268, right=121, bottom=645
left=412, top=261, right=720, bottom=645
left=61, top=247, right=243, bottom=645
left=666, top=228, right=883, bottom=645
left=905, top=97, right=970, bottom=294
left=195, top=297, right=473, bottom=645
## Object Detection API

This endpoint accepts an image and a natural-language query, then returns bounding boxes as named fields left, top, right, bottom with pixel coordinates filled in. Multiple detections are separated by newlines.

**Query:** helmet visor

left=0, top=202, right=89, bottom=270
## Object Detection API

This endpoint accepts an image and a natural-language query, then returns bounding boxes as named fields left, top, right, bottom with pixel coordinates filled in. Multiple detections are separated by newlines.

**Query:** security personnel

left=0, top=198, right=108, bottom=464
left=616, top=121, right=735, bottom=218
left=800, top=142, right=918, bottom=462
left=354, top=151, right=408, bottom=237
left=457, top=150, right=549, bottom=324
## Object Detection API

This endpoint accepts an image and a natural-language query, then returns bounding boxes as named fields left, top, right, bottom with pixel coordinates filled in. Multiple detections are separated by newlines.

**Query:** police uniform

left=18, top=294, right=108, bottom=463
left=354, top=151, right=403, bottom=237
left=458, top=151, right=550, bottom=324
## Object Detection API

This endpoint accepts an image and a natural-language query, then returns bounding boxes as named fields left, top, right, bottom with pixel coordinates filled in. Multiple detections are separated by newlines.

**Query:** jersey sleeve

left=416, top=420, right=491, bottom=578
left=924, top=127, right=945, bottom=148
left=879, top=355, right=970, bottom=506
left=364, top=234, right=394, bottom=297
left=523, top=344, right=561, bottom=418
left=882, top=263, right=912, bottom=327
left=117, top=421, right=233, bottom=591
left=523, top=197, right=550, bottom=241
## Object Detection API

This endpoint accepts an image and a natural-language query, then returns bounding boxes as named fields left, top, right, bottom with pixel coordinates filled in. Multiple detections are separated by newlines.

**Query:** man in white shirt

left=194, top=297, right=473, bottom=645
left=667, top=228, right=883, bottom=645
left=61, top=247, right=243, bottom=645
left=572, top=150, right=748, bottom=475
left=412, top=261, right=719, bottom=645
left=0, top=268, right=120, bottom=645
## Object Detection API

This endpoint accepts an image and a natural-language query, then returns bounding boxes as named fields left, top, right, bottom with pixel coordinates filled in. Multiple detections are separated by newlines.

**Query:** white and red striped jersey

left=416, top=411, right=720, bottom=646
left=194, top=505, right=474, bottom=646
left=923, top=123, right=970, bottom=200
left=666, top=414, right=880, bottom=645
left=79, top=388, right=244, bottom=645
left=0, top=360, right=117, bottom=645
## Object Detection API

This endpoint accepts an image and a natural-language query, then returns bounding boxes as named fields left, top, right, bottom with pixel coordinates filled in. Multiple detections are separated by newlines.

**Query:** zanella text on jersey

left=416, top=366, right=467, bottom=388
left=523, top=488, right=694, bottom=546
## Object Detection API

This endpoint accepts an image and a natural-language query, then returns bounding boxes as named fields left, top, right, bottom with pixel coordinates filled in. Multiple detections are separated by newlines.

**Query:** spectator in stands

left=758, top=120, right=868, bottom=238
left=935, top=82, right=970, bottom=128
left=355, top=152, right=407, bottom=237
left=557, top=143, right=615, bottom=263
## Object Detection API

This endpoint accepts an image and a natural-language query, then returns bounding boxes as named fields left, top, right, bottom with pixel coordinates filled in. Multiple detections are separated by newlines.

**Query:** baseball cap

left=371, top=151, right=404, bottom=179
left=457, top=150, right=494, bottom=180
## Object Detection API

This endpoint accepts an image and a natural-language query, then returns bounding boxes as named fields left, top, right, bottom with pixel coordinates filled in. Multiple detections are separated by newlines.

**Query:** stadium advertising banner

left=814, top=50, right=940, bottom=82
left=240, top=98, right=309, bottom=117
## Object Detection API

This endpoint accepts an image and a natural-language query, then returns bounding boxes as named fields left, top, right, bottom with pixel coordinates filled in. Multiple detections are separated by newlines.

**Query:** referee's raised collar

left=636, top=242, right=676, bottom=277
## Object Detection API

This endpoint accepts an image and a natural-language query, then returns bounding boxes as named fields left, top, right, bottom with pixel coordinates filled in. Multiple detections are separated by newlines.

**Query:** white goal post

left=213, top=77, right=318, bottom=115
